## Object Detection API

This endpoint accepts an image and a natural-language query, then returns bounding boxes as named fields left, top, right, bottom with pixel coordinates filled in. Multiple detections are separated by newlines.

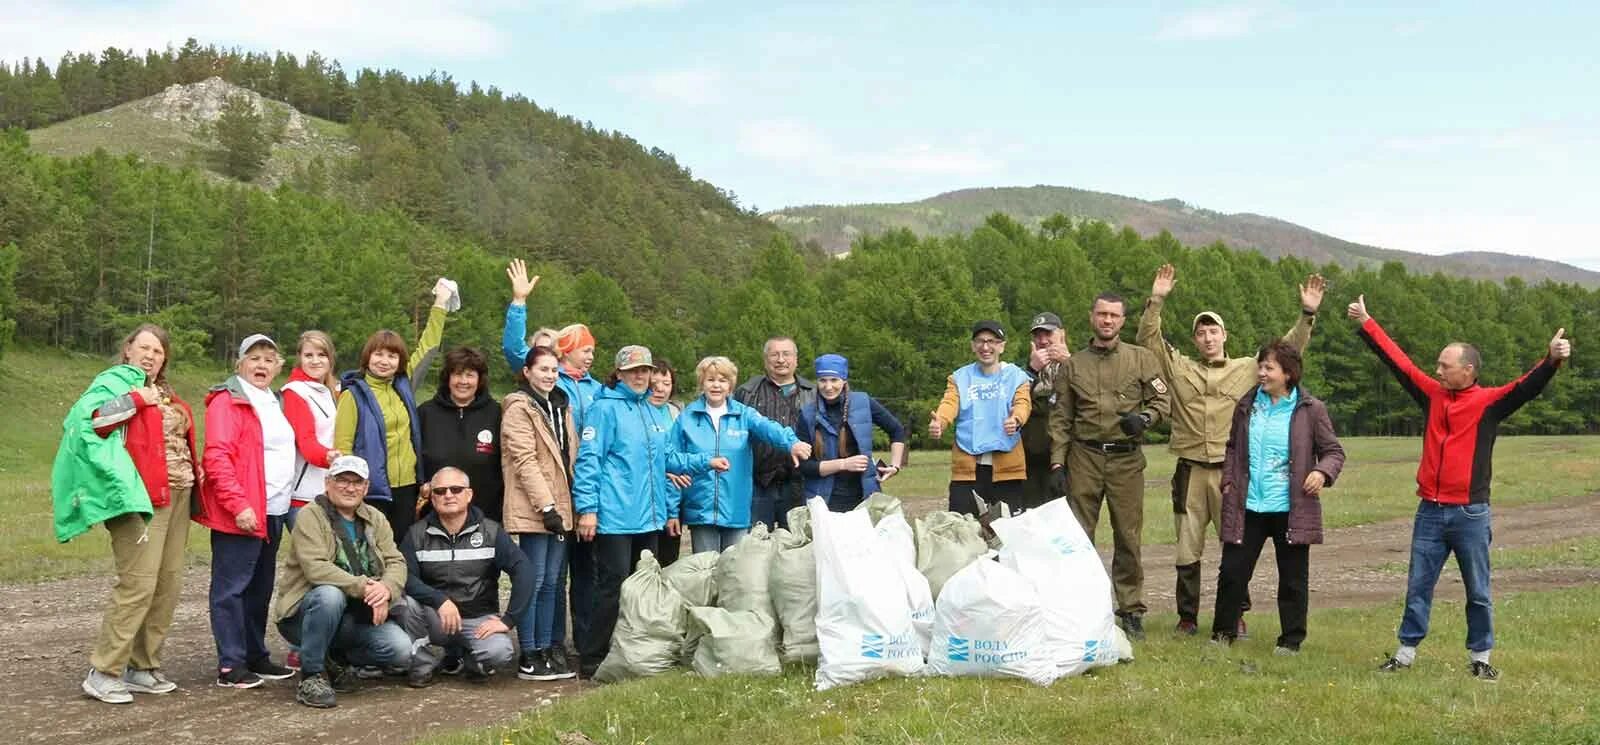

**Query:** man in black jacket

left=733, top=336, right=817, bottom=529
left=397, top=467, right=534, bottom=687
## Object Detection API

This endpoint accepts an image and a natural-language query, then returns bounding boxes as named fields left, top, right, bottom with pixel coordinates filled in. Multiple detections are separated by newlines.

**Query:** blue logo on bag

left=1082, top=639, right=1101, bottom=663
left=861, top=634, right=885, bottom=659
left=1050, top=535, right=1081, bottom=556
left=948, top=636, right=970, bottom=662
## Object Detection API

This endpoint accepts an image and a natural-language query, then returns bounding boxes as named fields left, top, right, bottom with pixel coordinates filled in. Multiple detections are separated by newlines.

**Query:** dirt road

left=6, top=493, right=1598, bottom=744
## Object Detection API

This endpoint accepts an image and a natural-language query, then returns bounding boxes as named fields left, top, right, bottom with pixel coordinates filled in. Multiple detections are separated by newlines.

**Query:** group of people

left=55, top=259, right=1572, bottom=708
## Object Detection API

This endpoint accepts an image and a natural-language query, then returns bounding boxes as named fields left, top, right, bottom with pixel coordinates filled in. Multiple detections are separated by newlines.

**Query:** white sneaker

left=123, top=668, right=178, bottom=694
left=83, top=669, right=133, bottom=704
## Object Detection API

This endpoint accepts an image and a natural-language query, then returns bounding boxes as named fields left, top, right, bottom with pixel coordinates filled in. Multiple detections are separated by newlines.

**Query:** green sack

left=662, top=549, right=720, bottom=607
left=914, top=511, right=990, bottom=600
left=769, top=526, right=819, bottom=663
left=785, top=504, right=812, bottom=541
left=688, top=606, right=781, bottom=678
left=852, top=492, right=904, bottom=526
left=715, top=522, right=778, bottom=617
left=594, top=551, right=688, bottom=683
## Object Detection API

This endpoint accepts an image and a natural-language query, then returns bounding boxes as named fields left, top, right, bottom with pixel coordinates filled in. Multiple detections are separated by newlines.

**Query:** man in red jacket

left=1348, top=295, right=1571, bottom=682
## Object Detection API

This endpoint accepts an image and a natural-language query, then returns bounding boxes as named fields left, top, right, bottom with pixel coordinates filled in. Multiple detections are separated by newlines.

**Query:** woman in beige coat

left=501, top=346, right=579, bottom=681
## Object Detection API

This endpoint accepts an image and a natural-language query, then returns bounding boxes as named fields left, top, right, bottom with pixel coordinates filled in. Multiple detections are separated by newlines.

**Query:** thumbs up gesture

left=1550, top=328, right=1572, bottom=361
left=927, top=412, right=944, bottom=440
left=1346, top=294, right=1370, bottom=324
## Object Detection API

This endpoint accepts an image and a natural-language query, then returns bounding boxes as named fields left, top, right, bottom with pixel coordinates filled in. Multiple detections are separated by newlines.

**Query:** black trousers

left=949, top=464, right=1028, bottom=516
left=368, top=484, right=419, bottom=546
left=569, top=538, right=595, bottom=655
left=654, top=528, right=682, bottom=568
left=1212, top=510, right=1310, bottom=649
left=1019, top=448, right=1060, bottom=511
left=578, top=532, right=661, bottom=671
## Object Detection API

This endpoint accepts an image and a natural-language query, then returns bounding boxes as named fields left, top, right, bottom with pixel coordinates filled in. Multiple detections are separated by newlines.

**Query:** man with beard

left=1050, top=293, right=1170, bottom=640
left=1137, top=264, right=1326, bottom=636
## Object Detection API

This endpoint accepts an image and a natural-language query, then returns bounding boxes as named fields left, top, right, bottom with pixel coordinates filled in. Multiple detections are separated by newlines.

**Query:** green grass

left=893, top=438, right=1600, bottom=547
left=426, top=586, right=1600, bottom=745
left=1381, top=536, right=1600, bottom=575
left=0, top=345, right=228, bottom=582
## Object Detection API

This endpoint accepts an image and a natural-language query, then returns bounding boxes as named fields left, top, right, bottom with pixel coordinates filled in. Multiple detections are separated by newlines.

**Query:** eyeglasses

left=331, top=476, right=367, bottom=488
left=766, top=351, right=796, bottom=359
left=430, top=485, right=469, bottom=496
left=973, top=337, right=1005, bottom=347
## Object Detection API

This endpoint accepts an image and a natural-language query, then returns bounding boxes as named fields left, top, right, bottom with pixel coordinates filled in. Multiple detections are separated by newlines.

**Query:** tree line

left=2, top=130, right=1595, bottom=441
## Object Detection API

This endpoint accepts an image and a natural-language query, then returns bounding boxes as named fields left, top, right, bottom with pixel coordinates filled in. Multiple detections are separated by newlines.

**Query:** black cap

left=971, top=320, right=1006, bottom=340
left=1029, top=312, right=1062, bottom=332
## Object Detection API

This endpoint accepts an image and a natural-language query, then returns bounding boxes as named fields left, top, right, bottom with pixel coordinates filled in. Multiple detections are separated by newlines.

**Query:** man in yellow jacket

left=929, top=320, right=1033, bottom=516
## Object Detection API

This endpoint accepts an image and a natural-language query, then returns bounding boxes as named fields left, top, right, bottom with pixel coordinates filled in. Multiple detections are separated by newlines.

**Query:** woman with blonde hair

left=669, top=356, right=810, bottom=553
left=282, top=330, right=342, bottom=529
left=57, top=324, right=200, bottom=703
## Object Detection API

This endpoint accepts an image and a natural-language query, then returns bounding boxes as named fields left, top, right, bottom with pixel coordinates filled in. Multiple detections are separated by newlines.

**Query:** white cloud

left=613, top=66, right=724, bottom=106
left=579, top=0, right=687, bottom=11
left=0, top=0, right=509, bottom=65
left=736, top=118, right=1002, bottom=182
left=1155, top=5, right=1269, bottom=41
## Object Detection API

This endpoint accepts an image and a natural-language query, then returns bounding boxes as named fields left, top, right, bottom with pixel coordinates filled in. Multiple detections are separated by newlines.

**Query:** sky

left=7, top=1, right=1600, bottom=268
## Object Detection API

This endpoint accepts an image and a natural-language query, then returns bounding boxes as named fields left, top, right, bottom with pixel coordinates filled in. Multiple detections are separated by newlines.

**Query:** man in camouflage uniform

left=1019, top=311, right=1070, bottom=510
left=1137, top=264, right=1326, bottom=636
left=1050, top=292, right=1170, bottom=640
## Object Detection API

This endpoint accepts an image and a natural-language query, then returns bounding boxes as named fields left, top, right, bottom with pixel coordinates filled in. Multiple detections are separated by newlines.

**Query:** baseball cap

left=615, top=345, right=654, bottom=370
left=971, top=320, right=1006, bottom=341
left=237, top=333, right=278, bottom=359
left=328, top=455, right=370, bottom=480
left=1029, top=312, right=1062, bottom=333
left=1192, top=311, right=1226, bottom=333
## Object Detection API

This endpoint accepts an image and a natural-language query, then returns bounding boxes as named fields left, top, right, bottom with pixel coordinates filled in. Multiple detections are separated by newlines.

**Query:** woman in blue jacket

left=571, top=345, right=728, bottom=677
left=671, top=356, right=811, bottom=554
left=795, top=354, right=909, bottom=512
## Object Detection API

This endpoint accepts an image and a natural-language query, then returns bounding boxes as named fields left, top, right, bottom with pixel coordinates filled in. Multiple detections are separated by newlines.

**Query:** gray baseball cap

left=327, top=455, right=370, bottom=480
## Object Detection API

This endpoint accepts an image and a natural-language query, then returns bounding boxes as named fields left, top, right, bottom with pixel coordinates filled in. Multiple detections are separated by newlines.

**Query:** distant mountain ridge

left=767, top=186, right=1600, bottom=287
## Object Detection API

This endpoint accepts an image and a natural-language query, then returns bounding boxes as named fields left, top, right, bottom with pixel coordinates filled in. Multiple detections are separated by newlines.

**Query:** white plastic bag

left=810, top=497, right=925, bottom=690
left=992, top=498, right=1128, bottom=677
left=875, top=512, right=933, bottom=655
left=927, top=555, right=1058, bottom=686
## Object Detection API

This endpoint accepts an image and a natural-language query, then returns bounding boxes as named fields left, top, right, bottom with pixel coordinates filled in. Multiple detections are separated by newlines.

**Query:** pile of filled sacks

left=594, top=494, right=1132, bottom=689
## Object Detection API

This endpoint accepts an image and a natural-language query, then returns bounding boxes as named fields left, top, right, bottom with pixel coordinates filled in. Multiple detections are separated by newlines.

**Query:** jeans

left=1212, top=511, right=1310, bottom=649
left=1399, top=500, right=1494, bottom=652
left=517, top=532, right=569, bottom=652
left=690, top=525, right=748, bottom=554
left=751, top=479, right=798, bottom=530
left=277, top=585, right=412, bottom=676
left=579, top=532, right=660, bottom=671
left=397, top=597, right=515, bottom=675
left=209, top=515, right=282, bottom=670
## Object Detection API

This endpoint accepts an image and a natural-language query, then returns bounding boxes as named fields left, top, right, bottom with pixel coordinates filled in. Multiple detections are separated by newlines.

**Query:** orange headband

left=556, top=326, right=596, bottom=357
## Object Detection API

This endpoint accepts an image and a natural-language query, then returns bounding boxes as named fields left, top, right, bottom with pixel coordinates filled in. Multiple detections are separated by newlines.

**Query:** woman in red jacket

left=281, top=330, right=343, bottom=529
left=195, top=334, right=299, bottom=689
left=78, top=324, right=201, bottom=704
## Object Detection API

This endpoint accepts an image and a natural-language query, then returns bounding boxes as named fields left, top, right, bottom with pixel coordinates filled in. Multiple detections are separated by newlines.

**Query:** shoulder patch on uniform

left=581, top=426, right=597, bottom=441
left=1151, top=377, right=1168, bottom=395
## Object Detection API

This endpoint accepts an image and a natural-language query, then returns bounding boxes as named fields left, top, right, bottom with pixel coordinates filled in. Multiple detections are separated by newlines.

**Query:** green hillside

left=768, top=186, right=1600, bottom=287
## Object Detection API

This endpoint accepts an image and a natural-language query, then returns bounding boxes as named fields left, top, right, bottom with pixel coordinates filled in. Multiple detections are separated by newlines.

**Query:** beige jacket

left=499, top=390, right=577, bottom=534
left=274, top=498, right=406, bottom=622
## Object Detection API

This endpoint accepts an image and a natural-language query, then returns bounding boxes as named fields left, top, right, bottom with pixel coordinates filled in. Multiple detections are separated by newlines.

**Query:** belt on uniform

left=1178, top=458, right=1223, bottom=469
left=1077, top=440, right=1140, bottom=455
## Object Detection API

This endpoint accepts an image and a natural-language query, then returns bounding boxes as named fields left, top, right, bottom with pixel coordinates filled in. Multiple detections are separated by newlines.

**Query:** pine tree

left=213, top=93, right=271, bottom=181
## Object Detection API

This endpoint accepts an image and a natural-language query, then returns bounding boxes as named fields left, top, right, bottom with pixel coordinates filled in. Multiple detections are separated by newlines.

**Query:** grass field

left=427, top=586, right=1600, bottom=745
left=4, top=345, right=1599, bottom=583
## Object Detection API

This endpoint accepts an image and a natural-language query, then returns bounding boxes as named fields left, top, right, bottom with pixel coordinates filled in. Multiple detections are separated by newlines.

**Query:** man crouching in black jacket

left=397, top=467, right=534, bottom=687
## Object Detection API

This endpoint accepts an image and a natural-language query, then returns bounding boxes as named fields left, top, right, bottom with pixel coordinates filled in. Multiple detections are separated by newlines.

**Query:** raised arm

left=1348, top=294, right=1441, bottom=407
left=1282, top=273, right=1325, bottom=353
left=1487, top=328, right=1570, bottom=420
left=408, top=281, right=453, bottom=381
left=502, top=259, right=538, bottom=372
left=1137, top=264, right=1188, bottom=383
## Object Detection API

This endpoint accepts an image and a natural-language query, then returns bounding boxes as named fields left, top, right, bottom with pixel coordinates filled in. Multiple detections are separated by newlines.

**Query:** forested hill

left=768, top=186, right=1600, bottom=287
left=1, top=39, right=791, bottom=319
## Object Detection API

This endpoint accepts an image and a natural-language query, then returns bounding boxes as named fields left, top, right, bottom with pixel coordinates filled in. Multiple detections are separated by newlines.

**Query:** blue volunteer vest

left=798, top=391, right=880, bottom=499
left=953, top=362, right=1030, bottom=455
left=340, top=371, right=423, bottom=501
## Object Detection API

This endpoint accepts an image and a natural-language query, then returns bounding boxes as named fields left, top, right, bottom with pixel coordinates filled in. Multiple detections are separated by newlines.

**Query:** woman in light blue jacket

left=570, top=345, right=728, bottom=677
left=670, top=356, right=811, bottom=554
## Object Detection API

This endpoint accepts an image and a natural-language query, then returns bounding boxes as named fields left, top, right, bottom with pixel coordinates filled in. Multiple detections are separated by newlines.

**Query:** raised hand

left=1300, top=274, right=1327, bottom=313
left=1550, top=328, right=1572, bottom=361
left=432, top=277, right=454, bottom=307
left=507, top=258, right=539, bottom=303
left=1346, top=294, right=1370, bottom=324
left=1152, top=263, right=1177, bottom=299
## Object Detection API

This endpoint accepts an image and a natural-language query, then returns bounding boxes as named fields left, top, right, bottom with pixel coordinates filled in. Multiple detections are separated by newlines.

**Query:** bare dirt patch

left=6, top=493, right=1598, bottom=743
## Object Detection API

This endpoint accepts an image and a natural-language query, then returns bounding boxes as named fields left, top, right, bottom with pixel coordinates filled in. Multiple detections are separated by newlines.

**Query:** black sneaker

left=1117, top=612, right=1146, bottom=641
left=517, top=649, right=549, bottom=681
left=248, top=658, right=296, bottom=681
left=324, top=658, right=357, bottom=693
left=1378, top=656, right=1411, bottom=673
left=547, top=646, right=577, bottom=680
left=462, top=653, right=491, bottom=684
left=1470, top=661, right=1500, bottom=682
left=1174, top=619, right=1198, bottom=636
left=439, top=654, right=464, bottom=676
left=296, top=673, right=337, bottom=708
left=217, top=667, right=264, bottom=689
left=1208, top=632, right=1234, bottom=647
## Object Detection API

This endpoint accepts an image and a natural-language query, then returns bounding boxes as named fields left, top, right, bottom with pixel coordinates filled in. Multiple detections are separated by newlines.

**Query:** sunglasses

left=430, top=485, right=469, bottom=496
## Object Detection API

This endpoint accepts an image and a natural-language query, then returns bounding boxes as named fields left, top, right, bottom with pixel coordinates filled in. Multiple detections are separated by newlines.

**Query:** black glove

left=1119, top=412, right=1151, bottom=437
left=1049, top=467, right=1069, bottom=496
left=541, top=506, right=564, bottom=533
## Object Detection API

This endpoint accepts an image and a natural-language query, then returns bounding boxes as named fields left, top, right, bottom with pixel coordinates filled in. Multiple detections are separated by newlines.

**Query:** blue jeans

left=277, top=585, right=412, bottom=676
left=690, top=525, right=748, bottom=554
left=209, top=516, right=282, bottom=670
left=1399, top=501, right=1494, bottom=652
left=751, top=480, right=797, bottom=530
left=517, top=533, right=569, bottom=652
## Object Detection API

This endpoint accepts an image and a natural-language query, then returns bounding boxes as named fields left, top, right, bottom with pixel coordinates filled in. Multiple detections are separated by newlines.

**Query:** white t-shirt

left=707, top=402, right=728, bottom=432
left=243, top=382, right=296, bottom=516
